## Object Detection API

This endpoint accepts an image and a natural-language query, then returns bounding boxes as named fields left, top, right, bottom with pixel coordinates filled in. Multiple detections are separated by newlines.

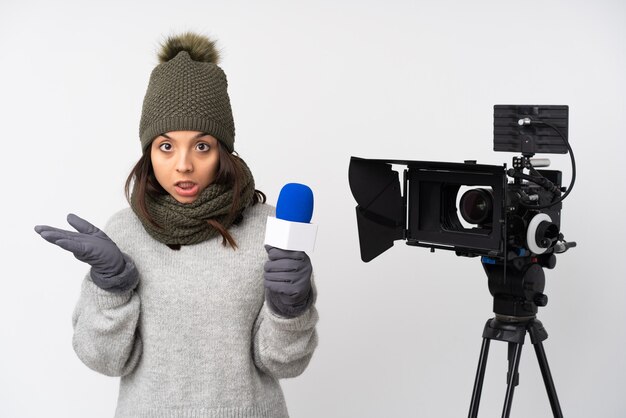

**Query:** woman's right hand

left=34, top=214, right=137, bottom=293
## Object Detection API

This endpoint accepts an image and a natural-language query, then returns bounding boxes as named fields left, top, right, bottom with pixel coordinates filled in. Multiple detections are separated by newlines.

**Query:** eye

left=159, top=143, right=172, bottom=151
left=197, top=143, right=211, bottom=152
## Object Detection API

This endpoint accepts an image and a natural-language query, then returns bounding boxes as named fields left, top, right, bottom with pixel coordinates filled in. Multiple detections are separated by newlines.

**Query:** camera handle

left=468, top=316, right=564, bottom=418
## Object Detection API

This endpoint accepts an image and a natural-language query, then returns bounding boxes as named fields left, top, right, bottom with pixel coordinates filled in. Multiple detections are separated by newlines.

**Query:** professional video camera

left=349, top=105, right=576, bottom=418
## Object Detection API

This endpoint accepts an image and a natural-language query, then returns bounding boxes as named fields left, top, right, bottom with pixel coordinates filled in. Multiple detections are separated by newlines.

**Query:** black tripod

left=468, top=257, right=564, bottom=417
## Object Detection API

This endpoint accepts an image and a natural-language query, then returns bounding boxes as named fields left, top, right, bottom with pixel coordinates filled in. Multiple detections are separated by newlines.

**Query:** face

left=150, top=130, right=220, bottom=204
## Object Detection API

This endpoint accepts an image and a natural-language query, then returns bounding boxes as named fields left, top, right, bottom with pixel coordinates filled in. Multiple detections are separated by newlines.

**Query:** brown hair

left=124, top=139, right=266, bottom=250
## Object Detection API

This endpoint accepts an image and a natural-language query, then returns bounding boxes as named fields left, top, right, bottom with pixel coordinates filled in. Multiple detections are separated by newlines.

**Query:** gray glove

left=34, top=213, right=138, bottom=293
left=264, top=245, right=313, bottom=318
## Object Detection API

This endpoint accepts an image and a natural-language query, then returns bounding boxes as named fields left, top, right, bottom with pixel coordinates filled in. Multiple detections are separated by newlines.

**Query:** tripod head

left=482, top=254, right=549, bottom=318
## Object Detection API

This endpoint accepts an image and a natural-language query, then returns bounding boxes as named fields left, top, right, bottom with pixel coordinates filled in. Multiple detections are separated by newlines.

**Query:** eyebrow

left=159, top=132, right=209, bottom=141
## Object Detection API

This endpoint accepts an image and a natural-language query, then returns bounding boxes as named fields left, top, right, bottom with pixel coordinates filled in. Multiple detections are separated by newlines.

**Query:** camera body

left=349, top=157, right=561, bottom=260
left=406, top=158, right=562, bottom=259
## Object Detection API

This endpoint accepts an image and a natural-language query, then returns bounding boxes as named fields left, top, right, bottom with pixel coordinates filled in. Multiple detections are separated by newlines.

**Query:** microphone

left=264, top=183, right=318, bottom=252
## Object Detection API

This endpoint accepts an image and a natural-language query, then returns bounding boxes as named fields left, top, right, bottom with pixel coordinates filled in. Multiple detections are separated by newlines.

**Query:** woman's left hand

left=263, top=245, right=313, bottom=318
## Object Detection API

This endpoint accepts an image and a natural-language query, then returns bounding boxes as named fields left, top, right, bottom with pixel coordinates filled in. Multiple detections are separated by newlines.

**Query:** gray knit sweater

left=71, top=203, right=319, bottom=418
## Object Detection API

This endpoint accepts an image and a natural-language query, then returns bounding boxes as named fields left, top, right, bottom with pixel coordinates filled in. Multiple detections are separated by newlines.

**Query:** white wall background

left=1, top=0, right=624, bottom=417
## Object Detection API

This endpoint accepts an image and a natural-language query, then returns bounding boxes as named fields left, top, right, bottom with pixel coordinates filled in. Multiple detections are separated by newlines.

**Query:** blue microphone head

left=276, top=183, right=314, bottom=223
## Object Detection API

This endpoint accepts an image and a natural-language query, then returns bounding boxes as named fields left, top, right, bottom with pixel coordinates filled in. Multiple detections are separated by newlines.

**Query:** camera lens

left=460, top=188, right=493, bottom=225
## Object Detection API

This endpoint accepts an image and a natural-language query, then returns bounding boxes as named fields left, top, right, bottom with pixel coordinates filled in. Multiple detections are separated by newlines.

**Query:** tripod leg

left=533, top=341, right=564, bottom=418
left=501, top=342, right=523, bottom=418
left=506, top=343, right=520, bottom=387
left=468, top=338, right=490, bottom=418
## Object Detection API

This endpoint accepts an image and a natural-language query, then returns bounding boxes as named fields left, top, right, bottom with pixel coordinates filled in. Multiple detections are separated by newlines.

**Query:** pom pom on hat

left=157, top=32, right=221, bottom=64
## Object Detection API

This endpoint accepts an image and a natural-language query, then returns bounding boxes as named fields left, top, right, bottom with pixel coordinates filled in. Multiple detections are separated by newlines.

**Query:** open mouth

left=175, top=181, right=199, bottom=196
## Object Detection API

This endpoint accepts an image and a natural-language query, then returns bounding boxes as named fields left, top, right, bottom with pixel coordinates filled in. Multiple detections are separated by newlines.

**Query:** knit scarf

left=130, top=161, right=256, bottom=245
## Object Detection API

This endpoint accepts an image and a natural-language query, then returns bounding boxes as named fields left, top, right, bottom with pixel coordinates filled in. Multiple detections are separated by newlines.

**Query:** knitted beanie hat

left=139, top=32, right=235, bottom=152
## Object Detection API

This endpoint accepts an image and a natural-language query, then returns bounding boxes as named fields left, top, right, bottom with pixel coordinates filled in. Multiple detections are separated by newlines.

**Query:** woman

left=34, top=32, right=318, bottom=418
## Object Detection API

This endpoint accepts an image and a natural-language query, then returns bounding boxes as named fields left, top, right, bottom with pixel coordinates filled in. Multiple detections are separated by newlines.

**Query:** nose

left=175, top=151, right=193, bottom=173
